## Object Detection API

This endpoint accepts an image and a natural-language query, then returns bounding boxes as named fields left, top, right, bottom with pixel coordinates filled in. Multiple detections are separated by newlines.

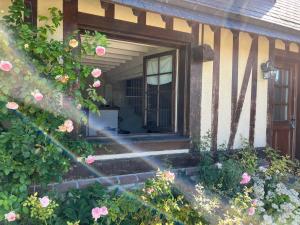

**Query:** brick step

left=88, top=134, right=191, bottom=155
left=65, top=152, right=199, bottom=180
left=39, top=167, right=199, bottom=192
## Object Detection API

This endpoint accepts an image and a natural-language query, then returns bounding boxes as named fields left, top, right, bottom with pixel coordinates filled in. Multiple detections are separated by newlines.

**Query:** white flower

left=215, top=162, right=222, bottom=169
left=259, top=166, right=267, bottom=172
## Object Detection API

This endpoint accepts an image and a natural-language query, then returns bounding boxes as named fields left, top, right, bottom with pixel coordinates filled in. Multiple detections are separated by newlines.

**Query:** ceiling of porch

left=81, top=38, right=172, bottom=82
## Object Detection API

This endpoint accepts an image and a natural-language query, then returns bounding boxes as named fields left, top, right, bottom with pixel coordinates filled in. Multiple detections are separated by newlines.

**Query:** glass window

left=146, top=58, right=158, bottom=75
left=160, top=55, right=173, bottom=73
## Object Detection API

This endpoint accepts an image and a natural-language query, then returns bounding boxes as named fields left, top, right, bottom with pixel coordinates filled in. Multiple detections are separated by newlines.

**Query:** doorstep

left=32, top=167, right=199, bottom=193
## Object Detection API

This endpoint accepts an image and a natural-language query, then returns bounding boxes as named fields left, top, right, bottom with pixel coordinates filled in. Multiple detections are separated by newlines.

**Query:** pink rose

left=252, top=199, right=258, bottom=206
left=5, top=211, right=17, bottom=222
left=85, top=155, right=95, bottom=164
left=31, top=90, right=43, bottom=101
left=6, top=102, right=19, bottom=110
left=91, top=206, right=108, bottom=221
left=91, top=68, right=102, bottom=78
left=146, top=188, right=154, bottom=194
left=0, top=60, right=13, bottom=72
left=95, top=46, right=106, bottom=56
left=248, top=207, right=255, bottom=216
left=163, top=171, right=175, bottom=182
left=64, top=119, right=74, bottom=133
left=39, top=196, right=50, bottom=208
left=240, top=172, right=251, bottom=185
left=93, top=80, right=101, bottom=88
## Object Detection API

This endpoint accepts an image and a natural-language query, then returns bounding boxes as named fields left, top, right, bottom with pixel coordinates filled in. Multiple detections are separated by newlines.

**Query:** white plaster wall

left=254, top=36, right=269, bottom=147
left=234, top=32, right=252, bottom=148
left=0, top=0, right=11, bottom=18
left=38, top=0, right=63, bottom=41
left=217, top=28, right=233, bottom=146
left=200, top=25, right=214, bottom=137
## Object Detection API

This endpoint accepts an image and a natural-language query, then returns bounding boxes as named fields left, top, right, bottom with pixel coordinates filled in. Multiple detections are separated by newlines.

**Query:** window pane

left=147, top=58, right=158, bottom=75
left=160, top=55, right=173, bottom=73
left=273, top=105, right=288, bottom=121
left=147, top=76, right=159, bottom=85
left=159, top=74, right=172, bottom=85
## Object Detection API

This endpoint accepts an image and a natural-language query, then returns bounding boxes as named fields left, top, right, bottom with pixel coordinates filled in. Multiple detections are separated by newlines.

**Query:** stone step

left=65, top=152, right=199, bottom=180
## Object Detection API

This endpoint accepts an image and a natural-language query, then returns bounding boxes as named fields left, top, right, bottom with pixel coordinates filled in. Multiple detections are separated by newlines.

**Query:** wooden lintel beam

left=100, top=1, right=115, bottom=18
left=77, top=12, right=193, bottom=45
left=161, top=15, right=174, bottom=30
left=132, top=8, right=146, bottom=25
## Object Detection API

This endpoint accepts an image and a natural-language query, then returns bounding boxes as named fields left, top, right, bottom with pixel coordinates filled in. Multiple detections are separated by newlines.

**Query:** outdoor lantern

left=261, top=60, right=279, bottom=80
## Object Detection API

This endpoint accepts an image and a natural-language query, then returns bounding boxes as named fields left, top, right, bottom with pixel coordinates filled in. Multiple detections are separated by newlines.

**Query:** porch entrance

left=83, top=38, right=178, bottom=136
left=271, top=60, right=297, bottom=156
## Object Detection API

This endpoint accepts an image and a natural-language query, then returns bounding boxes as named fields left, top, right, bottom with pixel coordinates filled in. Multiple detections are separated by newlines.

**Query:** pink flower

left=162, top=171, right=175, bottom=182
left=0, top=60, right=13, bottom=72
left=85, top=155, right=95, bottom=164
left=39, top=196, right=50, bottom=208
left=31, top=90, right=43, bottom=101
left=5, top=211, right=17, bottom=222
left=91, top=206, right=108, bottom=221
left=6, top=102, right=19, bottom=110
left=240, top=172, right=251, bottom=185
left=58, top=120, right=74, bottom=133
left=93, top=80, right=101, bottom=88
left=146, top=188, right=154, bottom=194
left=91, top=68, right=102, bottom=78
left=95, top=46, right=106, bottom=56
left=252, top=199, right=258, bottom=206
left=248, top=207, right=255, bottom=216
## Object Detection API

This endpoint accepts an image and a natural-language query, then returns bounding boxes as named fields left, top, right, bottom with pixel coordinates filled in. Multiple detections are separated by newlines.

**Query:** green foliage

left=23, top=193, right=58, bottom=224
left=54, top=184, right=109, bottom=225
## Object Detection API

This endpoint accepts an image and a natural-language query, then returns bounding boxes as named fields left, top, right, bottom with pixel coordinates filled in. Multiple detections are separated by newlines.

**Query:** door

left=144, top=51, right=176, bottom=132
left=271, top=61, right=297, bottom=156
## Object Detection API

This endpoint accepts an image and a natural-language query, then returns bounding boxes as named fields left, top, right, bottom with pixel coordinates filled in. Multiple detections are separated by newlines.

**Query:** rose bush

left=0, top=0, right=107, bottom=221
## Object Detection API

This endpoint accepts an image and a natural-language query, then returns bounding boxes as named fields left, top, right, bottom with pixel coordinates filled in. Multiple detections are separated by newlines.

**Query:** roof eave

left=107, top=0, right=300, bottom=43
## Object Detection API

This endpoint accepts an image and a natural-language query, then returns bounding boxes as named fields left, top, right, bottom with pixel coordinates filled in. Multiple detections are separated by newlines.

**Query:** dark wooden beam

left=249, top=35, right=259, bottom=145
left=231, top=30, right=239, bottom=121
left=63, top=0, right=78, bottom=40
left=77, top=13, right=193, bottom=45
left=211, top=27, right=221, bottom=152
left=296, top=45, right=300, bottom=159
left=24, top=0, right=37, bottom=27
left=101, top=1, right=115, bottom=19
left=228, top=37, right=257, bottom=150
left=266, top=39, right=275, bottom=147
left=132, top=8, right=146, bottom=25
left=189, top=23, right=202, bottom=145
left=161, top=15, right=174, bottom=30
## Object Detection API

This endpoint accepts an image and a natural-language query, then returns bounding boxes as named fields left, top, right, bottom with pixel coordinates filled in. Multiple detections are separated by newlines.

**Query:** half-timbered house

left=1, top=0, right=300, bottom=184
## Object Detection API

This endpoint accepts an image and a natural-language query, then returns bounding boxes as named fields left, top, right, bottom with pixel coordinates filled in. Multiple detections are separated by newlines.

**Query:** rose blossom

left=6, top=102, right=19, bottom=110
left=69, top=39, right=79, bottom=48
left=95, top=46, right=106, bottom=56
left=39, top=196, right=50, bottom=208
left=85, top=155, right=95, bottom=164
left=91, top=206, right=108, bottom=221
left=5, top=211, right=17, bottom=222
left=252, top=199, right=258, bottom=206
left=248, top=207, right=255, bottom=216
left=240, top=172, right=251, bottom=185
left=91, top=68, right=102, bottom=78
left=58, top=120, right=74, bottom=133
left=162, top=171, right=175, bottom=182
left=0, top=60, right=13, bottom=72
left=146, top=188, right=154, bottom=194
left=31, top=90, right=43, bottom=101
left=93, top=80, right=101, bottom=88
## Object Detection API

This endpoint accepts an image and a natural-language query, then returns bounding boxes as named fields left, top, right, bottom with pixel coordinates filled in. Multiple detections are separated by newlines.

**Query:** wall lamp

left=261, top=60, right=279, bottom=80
